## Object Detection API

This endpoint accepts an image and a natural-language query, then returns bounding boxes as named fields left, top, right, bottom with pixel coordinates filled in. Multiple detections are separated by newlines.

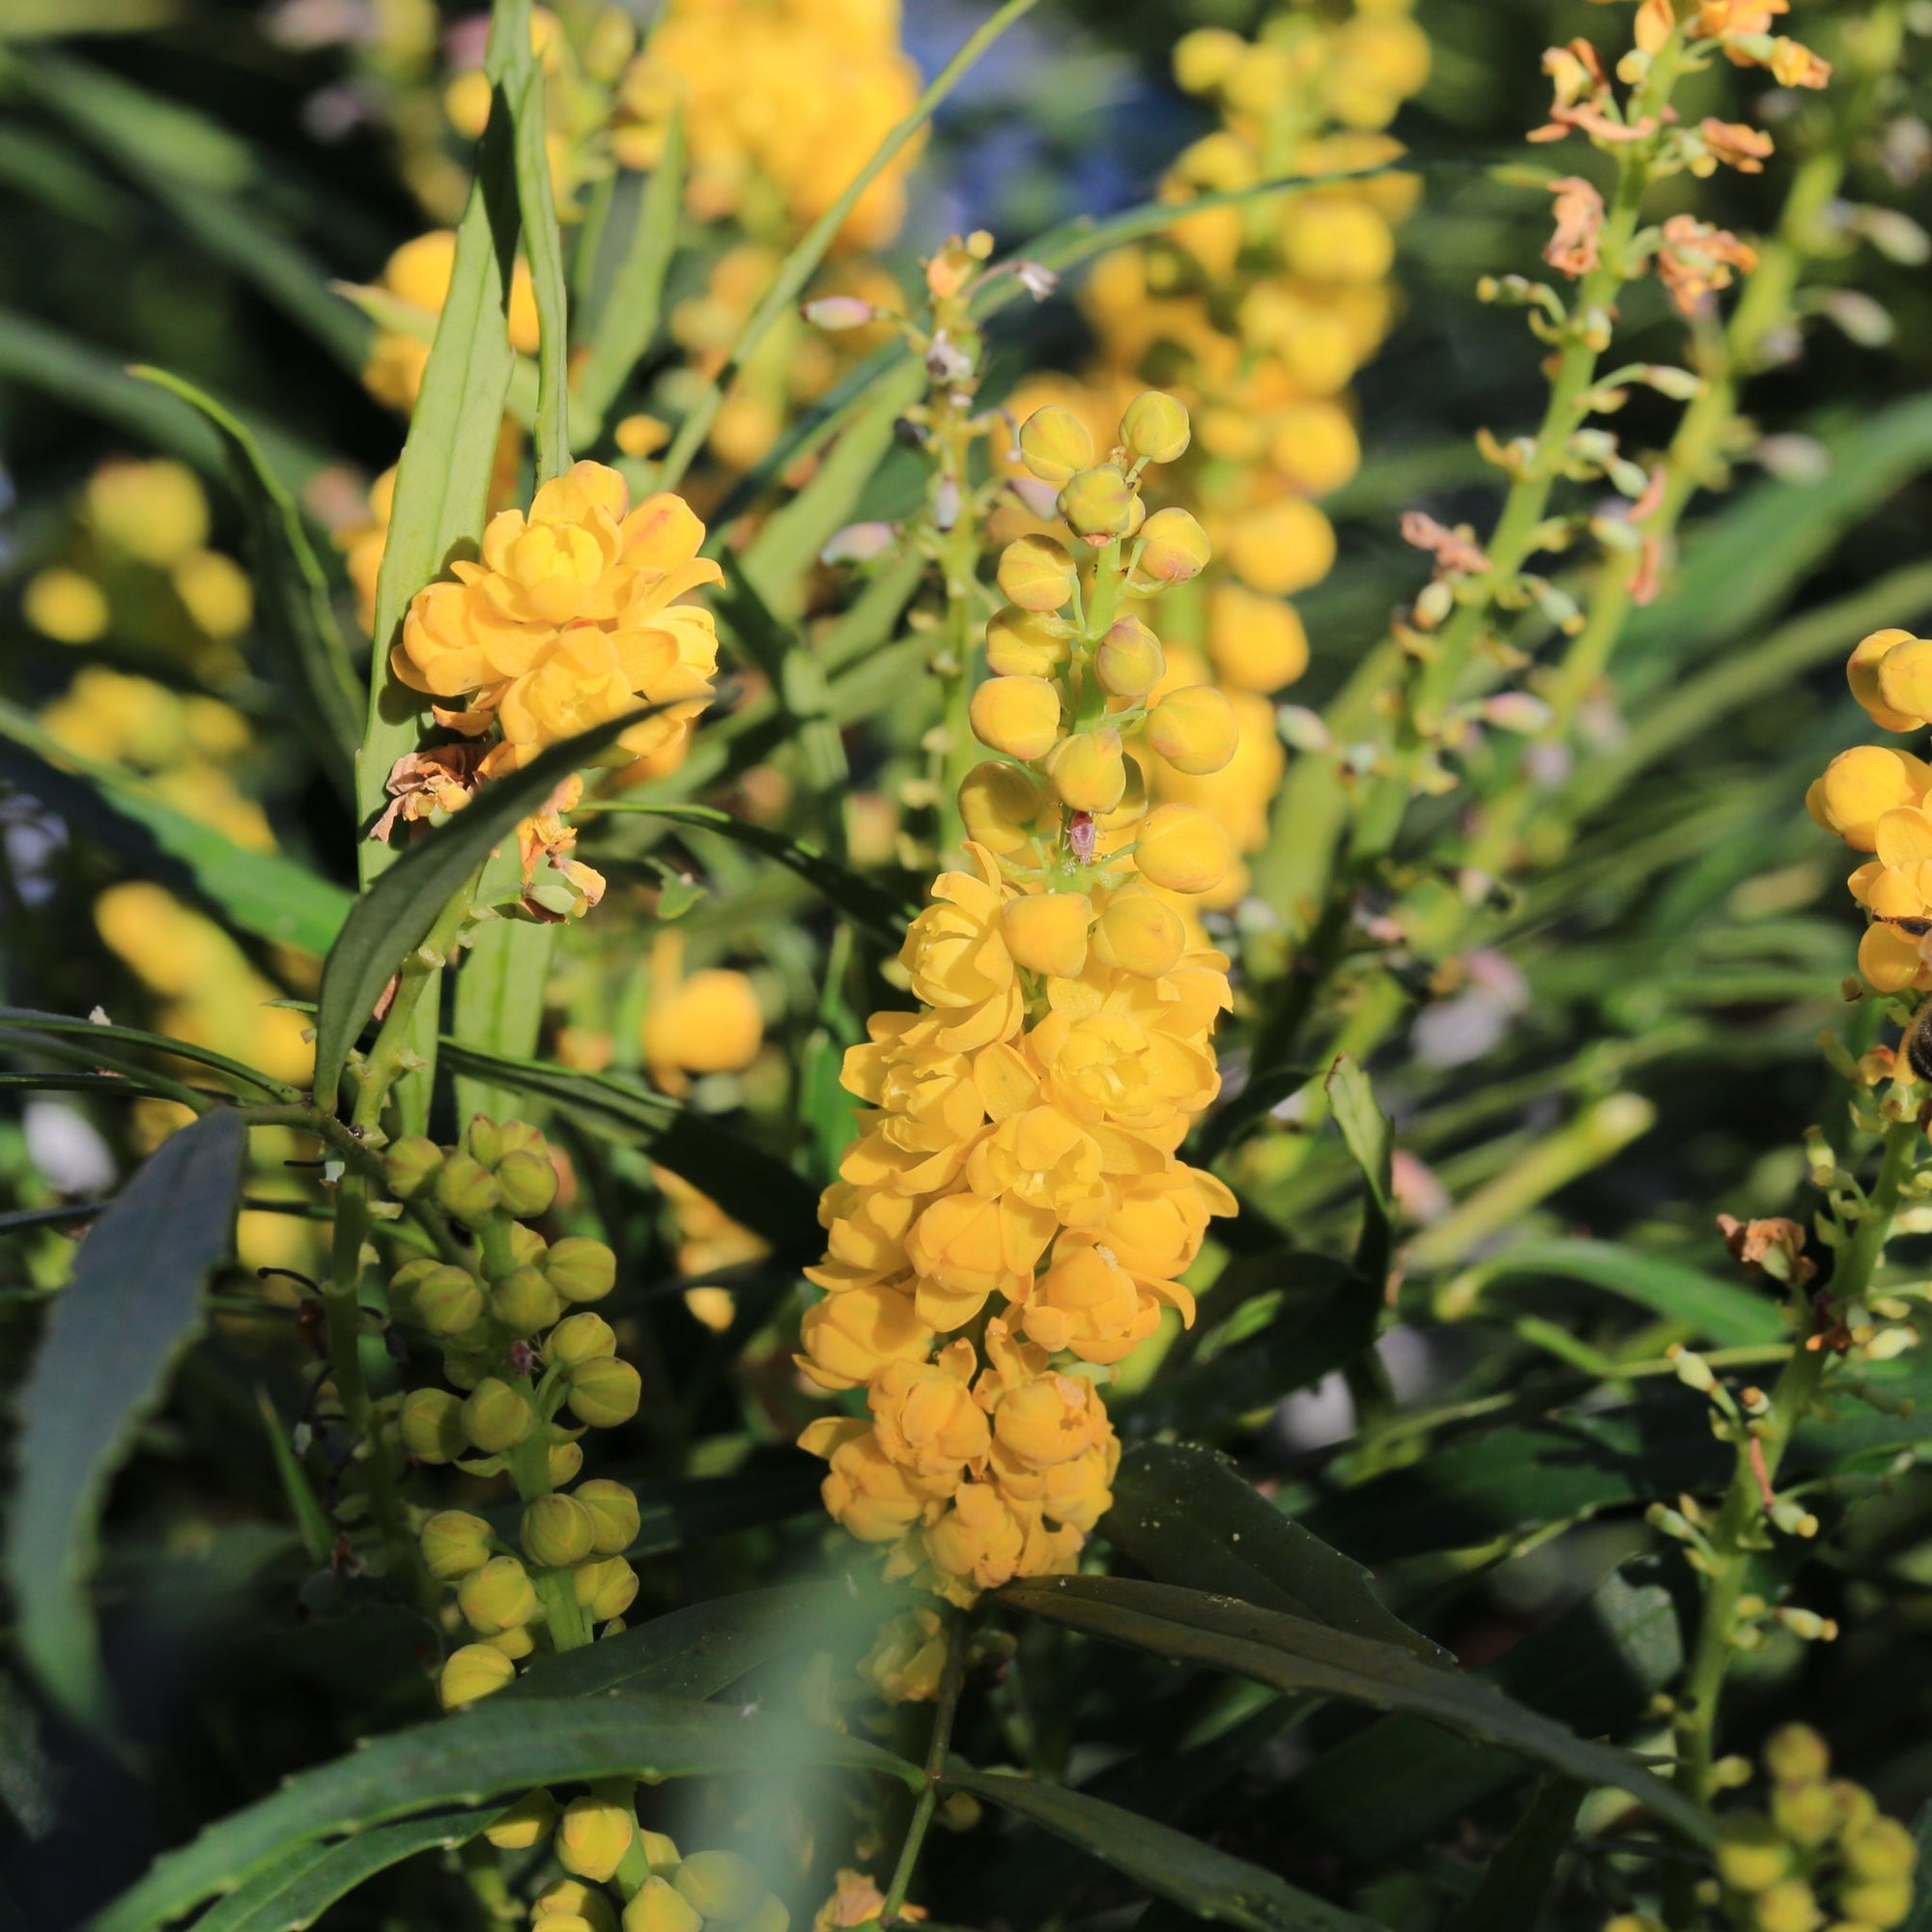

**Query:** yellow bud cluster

left=1811, top=630, right=1932, bottom=993
left=380, top=1116, right=641, bottom=1711
left=1716, top=1726, right=1918, bottom=1932
left=502, top=1825, right=791, bottom=1932
left=798, top=395, right=1236, bottom=1618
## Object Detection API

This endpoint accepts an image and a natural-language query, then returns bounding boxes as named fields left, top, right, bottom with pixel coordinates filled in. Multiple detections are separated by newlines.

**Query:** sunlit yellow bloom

left=796, top=1276, right=934, bottom=1392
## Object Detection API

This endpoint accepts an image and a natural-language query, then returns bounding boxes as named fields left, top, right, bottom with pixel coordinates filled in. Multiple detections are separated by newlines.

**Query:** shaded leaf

left=5, top=1108, right=244, bottom=1728
left=949, top=1770, right=1386, bottom=1932
left=255, top=1387, right=333, bottom=1568
left=450, top=919, right=557, bottom=1126
left=998, top=1575, right=1712, bottom=1845
left=0, top=1007, right=300, bottom=1098
left=1194, top=1065, right=1315, bottom=1165
left=1441, top=1778, right=1581, bottom=1932
left=1324, top=1055, right=1392, bottom=1285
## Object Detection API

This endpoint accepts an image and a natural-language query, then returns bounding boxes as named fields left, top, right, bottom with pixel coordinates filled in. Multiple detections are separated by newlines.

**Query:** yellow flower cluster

left=611, top=0, right=922, bottom=250
left=800, top=394, right=1237, bottom=1614
left=377, top=1118, right=643, bottom=1710
left=1810, top=628, right=1932, bottom=993
left=396, top=459, right=721, bottom=776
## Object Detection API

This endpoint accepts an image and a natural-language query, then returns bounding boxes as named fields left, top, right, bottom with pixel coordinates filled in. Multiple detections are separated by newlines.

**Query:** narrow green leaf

left=1324, top=1054, right=1392, bottom=1285
left=436, top=1040, right=822, bottom=1261
left=5, top=1108, right=244, bottom=1728
left=581, top=801, right=916, bottom=940
left=714, top=557, right=850, bottom=801
left=255, top=1387, right=333, bottom=1567
left=0, top=0, right=180, bottom=35
left=451, top=919, right=557, bottom=1126
left=333, top=280, right=540, bottom=429
left=506, top=47, right=570, bottom=481
left=314, top=708, right=651, bottom=1112
left=573, top=103, right=683, bottom=438
left=0, top=1007, right=300, bottom=1098
left=1100, top=1441, right=1447, bottom=1663
left=1442, top=1778, right=1581, bottom=1932
left=0, top=697, right=351, bottom=955
left=999, top=1575, right=1713, bottom=1846
left=128, top=366, right=365, bottom=800
left=949, top=1770, right=1386, bottom=1932
left=1194, top=1065, right=1315, bottom=1165
left=86, top=1693, right=921, bottom=1932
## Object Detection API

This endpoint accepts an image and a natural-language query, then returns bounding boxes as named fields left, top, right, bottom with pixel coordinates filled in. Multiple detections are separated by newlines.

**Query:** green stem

left=882, top=1617, right=967, bottom=1926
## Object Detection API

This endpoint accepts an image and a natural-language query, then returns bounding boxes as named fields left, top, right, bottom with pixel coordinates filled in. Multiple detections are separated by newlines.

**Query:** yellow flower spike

left=1848, top=628, right=1922, bottom=731
left=575, top=1479, right=642, bottom=1554
left=565, top=1357, right=643, bottom=1428
left=970, top=675, right=1062, bottom=761
left=867, top=1341, right=990, bottom=1489
left=1059, top=465, right=1139, bottom=545
left=797, top=1281, right=937, bottom=1393
left=1045, top=728, right=1128, bottom=813
left=1207, top=583, right=1309, bottom=694
left=907, top=1190, right=1056, bottom=1313
left=399, top=1387, right=468, bottom=1463
left=1021, top=1240, right=1158, bottom=1365
left=1089, top=886, right=1186, bottom=980
left=1226, top=497, right=1338, bottom=597
left=1808, top=746, right=1932, bottom=851
left=803, top=1417, right=935, bottom=1540
left=459, top=1554, right=539, bottom=1634
left=440, top=1642, right=517, bottom=1708
left=859, top=1607, right=949, bottom=1704
left=573, top=1555, right=639, bottom=1622
left=1001, top=892, right=1095, bottom=980
left=1094, top=616, right=1166, bottom=698
left=539, top=1880, right=621, bottom=1932
left=463, top=1378, right=537, bottom=1453
left=1876, top=636, right=1932, bottom=725
left=624, top=1878, right=701, bottom=1932
left=923, top=1480, right=1065, bottom=1601
left=484, top=1787, right=557, bottom=1851
left=1136, top=507, right=1212, bottom=585
left=1016, top=406, right=1097, bottom=486
left=995, top=534, right=1080, bottom=612
left=958, top=760, right=1050, bottom=857
left=673, top=1852, right=765, bottom=1923
left=420, top=1510, right=494, bottom=1578
left=23, top=567, right=110, bottom=643
left=1147, top=685, right=1239, bottom=776
left=522, top=1493, right=596, bottom=1569
left=1134, top=804, right=1235, bottom=896
left=556, top=1795, right=636, bottom=1884
left=1121, top=391, right=1191, bottom=466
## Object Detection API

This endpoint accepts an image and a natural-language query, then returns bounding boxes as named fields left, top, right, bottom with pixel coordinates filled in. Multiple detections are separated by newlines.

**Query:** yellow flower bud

left=970, top=675, right=1062, bottom=760
left=638, top=1829, right=679, bottom=1872
left=797, top=1281, right=935, bottom=1393
left=996, top=535, right=1079, bottom=612
left=986, top=605, right=1073, bottom=679
left=575, top=1478, right=642, bottom=1554
left=672, top=1851, right=764, bottom=1922
left=1044, top=727, right=1127, bottom=812
left=623, top=1877, right=701, bottom=1932
left=87, top=457, right=208, bottom=564
left=484, top=1787, right=556, bottom=1850
left=406, top=1264, right=485, bottom=1337
left=549, top=1437, right=584, bottom=1488
left=1268, top=402, right=1361, bottom=498
left=420, top=1509, right=493, bottom=1578
left=497, top=1148, right=559, bottom=1218
left=1848, top=628, right=1922, bottom=731
left=1173, top=26, right=1245, bottom=94
left=1016, top=405, right=1096, bottom=486
left=492, top=1265, right=562, bottom=1337
left=1808, top=746, right=1932, bottom=851
left=1134, top=804, right=1234, bottom=895
left=463, top=1378, right=536, bottom=1453
left=1090, top=887, right=1185, bottom=980
left=539, top=1881, right=619, bottom=1932
left=567, top=1357, right=642, bottom=1428
left=1843, top=1819, right=1918, bottom=1882
left=1840, top=1880, right=1913, bottom=1928
left=1001, top=892, right=1094, bottom=979
left=1058, top=465, right=1137, bottom=544
left=959, top=760, right=1049, bottom=857
left=522, top=1493, right=595, bottom=1569
left=382, top=1135, right=444, bottom=1200
left=1147, top=685, right=1238, bottom=775
left=1227, top=497, right=1336, bottom=597
left=1859, top=921, right=1930, bottom=995
left=1121, top=391, right=1190, bottom=466
left=400, top=1387, right=468, bottom=1464
left=1716, top=1814, right=1790, bottom=1894
left=23, top=567, right=109, bottom=644
left=1765, top=1724, right=1830, bottom=1785
left=1137, top=507, right=1211, bottom=584
left=1094, top=616, right=1165, bottom=697
left=1770, top=1780, right=1837, bottom=1849
left=574, top=1555, right=639, bottom=1622
left=548, top=1236, right=617, bottom=1303
left=440, top=1642, right=516, bottom=1708
left=435, top=1151, right=500, bottom=1224
left=1877, top=637, right=1932, bottom=725
left=549, top=1312, right=617, bottom=1365
left=645, top=969, right=764, bottom=1075
left=172, top=549, right=252, bottom=639
left=1207, top=583, right=1309, bottom=693
left=459, top=1554, right=539, bottom=1634
left=557, top=1795, right=636, bottom=1884
left=860, top=1607, right=949, bottom=1704
left=1753, top=1881, right=1823, bottom=1932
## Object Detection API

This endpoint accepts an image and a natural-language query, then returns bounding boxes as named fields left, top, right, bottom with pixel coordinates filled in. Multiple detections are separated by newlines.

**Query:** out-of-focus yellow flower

left=22, top=567, right=109, bottom=643
left=642, top=933, right=764, bottom=1084
left=170, top=549, right=254, bottom=639
left=856, top=1608, right=947, bottom=1705
left=86, top=458, right=209, bottom=565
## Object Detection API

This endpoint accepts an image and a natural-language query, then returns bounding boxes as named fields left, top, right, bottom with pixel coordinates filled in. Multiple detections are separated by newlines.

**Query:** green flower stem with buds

left=881, top=1613, right=967, bottom=1926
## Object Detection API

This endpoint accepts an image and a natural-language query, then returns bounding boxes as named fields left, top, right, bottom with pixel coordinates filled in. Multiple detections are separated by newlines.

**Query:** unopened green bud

left=1121, top=389, right=1191, bottom=465
left=1841, top=1880, right=1914, bottom=1928
left=556, top=1795, right=635, bottom=1883
left=441, top=1347, right=489, bottom=1392
left=412, top=1264, right=485, bottom=1336
left=484, top=1786, right=556, bottom=1851
left=567, top=1357, right=641, bottom=1428
left=548, top=1236, right=616, bottom=1304
left=1844, top=1818, right=1918, bottom=1881
left=420, top=1509, right=493, bottom=1578
left=574, top=1555, right=639, bottom=1622
left=463, top=1378, right=535, bottom=1453
left=577, top=1479, right=641, bottom=1554
left=483, top=1623, right=534, bottom=1661
left=464, top=1116, right=505, bottom=1169
left=624, top=1877, right=700, bottom=1932
left=1833, top=1780, right=1879, bottom=1840
left=1094, top=615, right=1165, bottom=697
left=497, top=1148, right=558, bottom=1218
left=492, top=1264, right=562, bottom=1337
left=458, top=1555, right=538, bottom=1634
left=673, top=1851, right=764, bottom=1923
left=1016, top=404, right=1095, bottom=486
left=439, top=1642, right=515, bottom=1708
left=522, top=1493, right=595, bottom=1568
left=539, top=1881, right=619, bottom=1932
left=383, top=1135, right=444, bottom=1200
left=549, top=1437, right=584, bottom=1487
left=1058, top=464, right=1136, bottom=544
left=435, top=1151, right=499, bottom=1224
left=1716, top=1814, right=1789, bottom=1894
left=400, top=1387, right=468, bottom=1463
left=1754, top=1879, right=1822, bottom=1932
left=1767, top=1724, right=1831, bottom=1785
left=549, top=1312, right=617, bottom=1366
left=1771, top=1778, right=1837, bottom=1849
left=387, top=1256, right=440, bottom=1313
left=639, top=1830, right=679, bottom=1873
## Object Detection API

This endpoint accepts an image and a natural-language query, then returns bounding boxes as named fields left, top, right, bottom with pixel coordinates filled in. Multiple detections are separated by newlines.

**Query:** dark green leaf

left=86, top=1693, right=920, bottom=1932
left=1100, top=1442, right=1447, bottom=1663
left=0, top=1670, right=58, bottom=1843
left=314, top=708, right=651, bottom=1111
left=0, top=1007, right=300, bottom=1097
left=129, top=366, right=365, bottom=800
left=949, top=1770, right=1387, bottom=1932
left=998, top=1575, right=1712, bottom=1845
left=5, top=1108, right=244, bottom=1727
left=438, top=1041, right=821, bottom=1260
left=0, top=699, right=351, bottom=955
left=1441, top=1778, right=1580, bottom=1932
